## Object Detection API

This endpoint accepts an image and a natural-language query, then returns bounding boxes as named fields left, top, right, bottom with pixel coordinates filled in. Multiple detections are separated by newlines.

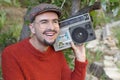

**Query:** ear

left=29, top=23, right=35, bottom=34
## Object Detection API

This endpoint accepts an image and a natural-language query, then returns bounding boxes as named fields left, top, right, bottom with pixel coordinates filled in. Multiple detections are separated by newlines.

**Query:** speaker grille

left=71, top=27, right=88, bottom=43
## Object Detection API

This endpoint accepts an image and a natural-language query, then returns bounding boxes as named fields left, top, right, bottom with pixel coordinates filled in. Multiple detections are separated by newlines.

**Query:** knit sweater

left=2, top=38, right=88, bottom=80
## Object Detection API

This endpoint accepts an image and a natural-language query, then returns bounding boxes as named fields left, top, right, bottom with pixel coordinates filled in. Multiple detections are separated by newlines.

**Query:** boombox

left=53, top=13, right=96, bottom=51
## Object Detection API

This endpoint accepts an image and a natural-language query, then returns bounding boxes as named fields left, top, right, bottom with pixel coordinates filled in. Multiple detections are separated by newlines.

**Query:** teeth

left=46, top=34, right=53, bottom=36
left=45, top=32, right=55, bottom=36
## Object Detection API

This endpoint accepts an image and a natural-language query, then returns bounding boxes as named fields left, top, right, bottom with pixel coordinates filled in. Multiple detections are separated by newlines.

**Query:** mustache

left=43, top=29, right=58, bottom=34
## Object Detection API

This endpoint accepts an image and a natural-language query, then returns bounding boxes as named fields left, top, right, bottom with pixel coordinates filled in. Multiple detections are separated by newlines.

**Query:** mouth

left=43, top=30, right=58, bottom=40
left=43, top=30, right=57, bottom=36
left=45, top=32, right=56, bottom=36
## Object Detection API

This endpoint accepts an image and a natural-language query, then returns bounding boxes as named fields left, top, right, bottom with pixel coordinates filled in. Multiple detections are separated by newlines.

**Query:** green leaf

left=110, top=0, right=119, bottom=2
left=3, top=0, right=12, bottom=4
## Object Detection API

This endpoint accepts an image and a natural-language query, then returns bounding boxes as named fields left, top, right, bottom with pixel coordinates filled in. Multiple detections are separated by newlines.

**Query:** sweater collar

left=23, top=38, right=56, bottom=59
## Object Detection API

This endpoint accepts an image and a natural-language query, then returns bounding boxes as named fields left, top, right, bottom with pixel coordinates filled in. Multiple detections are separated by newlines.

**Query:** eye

left=53, top=19, right=59, bottom=23
left=40, top=20, right=48, bottom=24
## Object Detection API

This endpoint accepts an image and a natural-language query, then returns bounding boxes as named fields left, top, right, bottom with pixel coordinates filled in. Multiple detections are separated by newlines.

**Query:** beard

left=35, top=29, right=58, bottom=46
left=42, top=29, right=58, bottom=46
left=43, top=39, right=55, bottom=46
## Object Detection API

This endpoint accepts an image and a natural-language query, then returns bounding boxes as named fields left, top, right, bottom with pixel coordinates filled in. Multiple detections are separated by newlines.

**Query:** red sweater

left=2, top=38, right=88, bottom=80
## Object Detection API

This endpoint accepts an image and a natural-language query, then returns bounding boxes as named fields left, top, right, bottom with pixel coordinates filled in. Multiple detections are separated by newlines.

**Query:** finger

left=77, top=43, right=83, bottom=46
left=71, top=42, right=76, bottom=50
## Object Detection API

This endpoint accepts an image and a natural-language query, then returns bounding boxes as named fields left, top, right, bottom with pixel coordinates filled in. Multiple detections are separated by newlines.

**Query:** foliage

left=18, top=0, right=40, bottom=8
left=116, top=61, right=120, bottom=69
left=19, top=0, right=71, bottom=20
left=0, top=23, right=22, bottom=51
left=0, top=0, right=21, bottom=7
left=63, top=48, right=75, bottom=69
left=86, top=48, right=104, bottom=64
left=101, top=0, right=120, bottom=20
left=94, top=49, right=104, bottom=61
left=0, top=68, right=2, bottom=80
left=112, top=26, right=120, bottom=49
left=87, top=0, right=120, bottom=28
left=90, top=10, right=107, bottom=28
left=0, top=10, right=6, bottom=31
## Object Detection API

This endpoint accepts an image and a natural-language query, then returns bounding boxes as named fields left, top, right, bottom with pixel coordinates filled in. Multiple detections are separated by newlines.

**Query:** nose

left=48, top=22, right=55, bottom=30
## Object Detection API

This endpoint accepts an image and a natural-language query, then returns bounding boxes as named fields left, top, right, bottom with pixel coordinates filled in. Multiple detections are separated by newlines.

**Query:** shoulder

left=2, top=38, right=29, bottom=56
left=54, top=50, right=66, bottom=60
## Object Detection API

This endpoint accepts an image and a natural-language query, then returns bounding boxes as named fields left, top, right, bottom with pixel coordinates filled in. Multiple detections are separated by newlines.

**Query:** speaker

left=53, top=13, right=96, bottom=51
left=69, top=22, right=96, bottom=44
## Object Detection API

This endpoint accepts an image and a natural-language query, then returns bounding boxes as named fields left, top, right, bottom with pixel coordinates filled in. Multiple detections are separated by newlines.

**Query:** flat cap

left=27, top=3, right=61, bottom=23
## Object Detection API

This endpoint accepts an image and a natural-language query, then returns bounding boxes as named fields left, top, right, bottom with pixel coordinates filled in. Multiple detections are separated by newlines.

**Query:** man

left=2, top=3, right=88, bottom=80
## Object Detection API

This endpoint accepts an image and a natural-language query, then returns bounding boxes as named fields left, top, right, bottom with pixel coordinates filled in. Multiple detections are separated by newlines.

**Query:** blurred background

left=0, top=0, right=120, bottom=80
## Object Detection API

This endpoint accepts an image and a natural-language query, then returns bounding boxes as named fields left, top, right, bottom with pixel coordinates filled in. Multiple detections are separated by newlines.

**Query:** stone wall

left=86, top=21, right=120, bottom=80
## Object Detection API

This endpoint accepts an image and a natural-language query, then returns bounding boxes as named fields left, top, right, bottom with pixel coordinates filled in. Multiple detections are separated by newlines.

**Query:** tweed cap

left=28, top=3, right=61, bottom=23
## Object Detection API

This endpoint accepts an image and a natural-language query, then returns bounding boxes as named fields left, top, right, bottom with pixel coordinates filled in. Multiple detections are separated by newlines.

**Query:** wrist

left=76, top=56, right=86, bottom=62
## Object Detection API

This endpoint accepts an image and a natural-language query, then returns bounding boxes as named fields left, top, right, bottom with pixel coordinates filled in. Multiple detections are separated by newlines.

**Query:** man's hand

left=71, top=42, right=86, bottom=62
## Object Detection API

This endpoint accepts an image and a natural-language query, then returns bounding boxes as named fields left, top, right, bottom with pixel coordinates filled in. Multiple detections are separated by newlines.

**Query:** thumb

left=71, top=42, right=76, bottom=50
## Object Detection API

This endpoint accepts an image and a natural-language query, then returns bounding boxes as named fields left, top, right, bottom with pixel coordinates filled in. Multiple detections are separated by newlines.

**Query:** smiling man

left=2, top=3, right=88, bottom=80
left=29, top=11, right=60, bottom=51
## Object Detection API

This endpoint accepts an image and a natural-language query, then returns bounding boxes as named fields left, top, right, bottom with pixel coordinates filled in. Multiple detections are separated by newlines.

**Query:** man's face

left=30, top=12, right=60, bottom=46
